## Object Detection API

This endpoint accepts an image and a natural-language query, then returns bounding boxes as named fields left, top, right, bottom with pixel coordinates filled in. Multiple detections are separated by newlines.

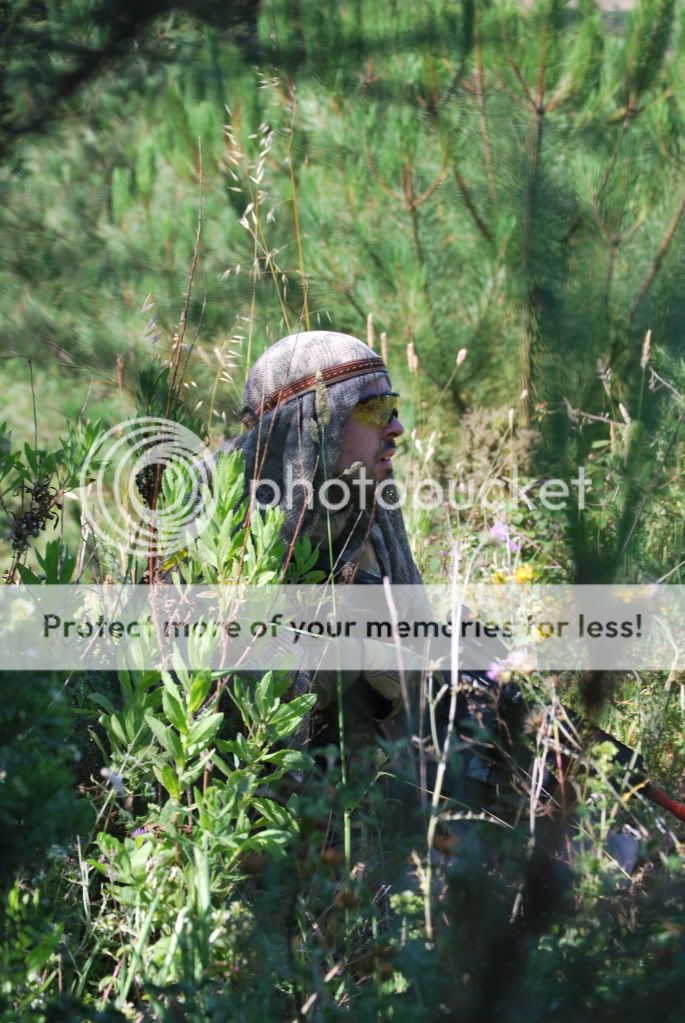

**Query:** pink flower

left=486, top=661, right=504, bottom=683
left=489, top=521, right=509, bottom=544
left=489, top=520, right=521, bottom=552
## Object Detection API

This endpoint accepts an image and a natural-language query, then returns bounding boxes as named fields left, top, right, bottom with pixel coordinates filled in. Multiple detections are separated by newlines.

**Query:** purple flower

left=489, top=520, right=521, bottom=552
left=489, top=521, right=509, bottom=544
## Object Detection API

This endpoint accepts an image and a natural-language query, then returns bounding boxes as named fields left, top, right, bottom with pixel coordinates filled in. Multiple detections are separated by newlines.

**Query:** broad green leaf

left=188, top=711, right=223, bottom=750
left=267, top=694, right=316, bottom=739
left=153, top=763, right=181, bottom=800
left=187, top=671, right=212, bottom=714
left=144, top=713, right=184, bottom=762
left=161, top=687, right=187, bottom=734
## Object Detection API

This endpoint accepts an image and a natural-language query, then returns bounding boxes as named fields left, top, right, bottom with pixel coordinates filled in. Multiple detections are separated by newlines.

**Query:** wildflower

left=514, top=563, right=535, bottom=584
left=505, top=647, right=535, bottom=674
left=100, top=767, right=127, bottom=798
left=491, top=570, right=507, bottom=584
left=530, top=624, right=552, bottom=642
left=486, top=661, right=511, bottom=683
left=489, top=521, right=509, bottom=545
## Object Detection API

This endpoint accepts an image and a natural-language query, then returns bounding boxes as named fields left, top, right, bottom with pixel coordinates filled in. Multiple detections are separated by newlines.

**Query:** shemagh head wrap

left=219, top=330, right=424, bottom=586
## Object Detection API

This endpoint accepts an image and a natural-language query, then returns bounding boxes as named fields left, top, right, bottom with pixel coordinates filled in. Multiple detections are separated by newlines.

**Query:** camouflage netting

left=220, top=329, right=422, bottom=585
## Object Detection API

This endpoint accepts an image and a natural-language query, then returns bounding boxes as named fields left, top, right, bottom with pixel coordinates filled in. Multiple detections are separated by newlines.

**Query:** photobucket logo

left=249, top=464, right=591, bottom=514
left=79, top=417, right=215, bottom=560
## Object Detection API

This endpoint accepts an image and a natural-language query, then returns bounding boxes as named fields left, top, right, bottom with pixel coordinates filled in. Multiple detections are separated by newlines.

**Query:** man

left=225, top=333, right=685, bottom=877
left=217, top=327, right=521, bottom=841
left=222, top=329, right=425, bottom=760
left=231, top=329, right=421, bottom=585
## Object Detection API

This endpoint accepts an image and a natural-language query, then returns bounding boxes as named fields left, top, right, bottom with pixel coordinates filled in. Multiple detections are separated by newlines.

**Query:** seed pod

left=240, top=852, right=267, bottom=875
left=379, top=332, right=389, bottom=368
left=321, top=846, right=344, bottom=867
left=433, top=830, right=459, bottom=855
left=334, top=888, right=359, bottom=910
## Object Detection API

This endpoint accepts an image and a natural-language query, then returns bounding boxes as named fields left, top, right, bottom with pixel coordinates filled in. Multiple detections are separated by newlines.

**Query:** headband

left=241, top=356, right=386, bottom=428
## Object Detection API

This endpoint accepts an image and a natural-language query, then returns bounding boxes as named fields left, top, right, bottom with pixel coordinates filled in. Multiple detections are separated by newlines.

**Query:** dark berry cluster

left=135, top=462, right=165, bottom=508
left=10, top=480, right=59, bottom=553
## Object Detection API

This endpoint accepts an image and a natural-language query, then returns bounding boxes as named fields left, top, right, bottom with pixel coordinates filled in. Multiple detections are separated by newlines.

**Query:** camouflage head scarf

left=220, top=329, right=423, bottom=585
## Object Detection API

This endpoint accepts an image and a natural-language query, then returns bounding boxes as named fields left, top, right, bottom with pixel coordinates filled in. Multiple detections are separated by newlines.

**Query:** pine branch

left=475, top=35, right=496, bottom=203
left=453, top=167, right=494, bottom=246
left=630, top=192, right=685, bottom=320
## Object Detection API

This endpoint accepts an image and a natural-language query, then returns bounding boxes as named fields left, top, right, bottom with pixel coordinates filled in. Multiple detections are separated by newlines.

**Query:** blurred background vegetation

left=2, top=1, right=685, bottom=1020
left=2, top=0, right=685, bottom=582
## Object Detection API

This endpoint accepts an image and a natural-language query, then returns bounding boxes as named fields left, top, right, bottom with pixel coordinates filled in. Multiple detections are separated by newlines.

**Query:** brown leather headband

left=241, top=356, right=386, bottom=427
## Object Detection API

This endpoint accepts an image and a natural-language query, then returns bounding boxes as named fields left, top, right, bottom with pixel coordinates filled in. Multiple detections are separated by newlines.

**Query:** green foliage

left=1, top=417, right=107, bottom=574
left=2, top=2, right=685, bottom=1021
left=0, top=669, right=93, bottom=878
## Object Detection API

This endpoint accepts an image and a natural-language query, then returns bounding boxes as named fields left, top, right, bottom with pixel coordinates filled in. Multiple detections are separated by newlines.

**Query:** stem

left=404, top=164, right=466, bottom=410
left=166, top=141, right=203, bottom=421
left=424, top=540, right=480, bottom=940
left=287, top=86, right=310, bottom=331
left=452, top=167, right=494, bottom=246
left=521, top=105, right=544, bottom=428
left=630, top=193, right=685, bottom=321
left=475, top=35, right=495, bottom=203
left=317, top=428, right=350, bottom=873
left=28, top=357, right=38, bottom=449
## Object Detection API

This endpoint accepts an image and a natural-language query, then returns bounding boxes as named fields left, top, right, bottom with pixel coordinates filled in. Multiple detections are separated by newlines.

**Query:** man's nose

left=384, top=414, right=405, bottom=438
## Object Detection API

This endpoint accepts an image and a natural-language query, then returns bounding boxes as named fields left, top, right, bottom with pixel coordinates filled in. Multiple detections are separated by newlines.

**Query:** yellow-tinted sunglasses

left=350, top=392, right=400, bottom=427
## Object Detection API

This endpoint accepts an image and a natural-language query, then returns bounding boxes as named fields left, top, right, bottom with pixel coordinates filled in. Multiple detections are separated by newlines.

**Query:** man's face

left=334, top=375, right=405, bottom=482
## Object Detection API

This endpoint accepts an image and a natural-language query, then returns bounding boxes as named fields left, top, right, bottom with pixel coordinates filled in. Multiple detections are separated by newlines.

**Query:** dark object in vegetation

left=9, top=480, right=60, bottom=554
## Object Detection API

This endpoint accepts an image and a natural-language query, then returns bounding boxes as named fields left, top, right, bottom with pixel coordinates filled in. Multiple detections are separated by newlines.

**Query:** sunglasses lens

left=351, top=393, right=400, bottom=426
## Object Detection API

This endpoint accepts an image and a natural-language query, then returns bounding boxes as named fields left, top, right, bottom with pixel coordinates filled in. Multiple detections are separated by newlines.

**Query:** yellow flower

left=514, top=563, right=535, bottom=584
left=491, top=570, right=508, bottom=584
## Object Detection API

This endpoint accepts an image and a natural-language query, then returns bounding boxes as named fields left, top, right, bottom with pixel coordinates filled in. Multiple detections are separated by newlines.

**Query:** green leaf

left=153, top=763, right=181, bottom=800
left=162, top=689, right=187, bottom=734
left=252, top=797, right=296, bottom=829
left=16, top=564, right=41, bottom=584
left=144, top=713, right=184, bottom=762
left=26, top=923, right=64, bottom=975
left=254, top=672, right=278, bottom=720
left=188, top=711, right=223, bottom=750
left=89, top=692, right=116, bottom=715
left=267, top=694, right=317, bottom=739
left=187, top=671, right=212, bottom=714
left=261, top=749, right=314, bottom=773
left=218, top=732, right=254, bottom=764
left=108, top=713, right=127, bottom=747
